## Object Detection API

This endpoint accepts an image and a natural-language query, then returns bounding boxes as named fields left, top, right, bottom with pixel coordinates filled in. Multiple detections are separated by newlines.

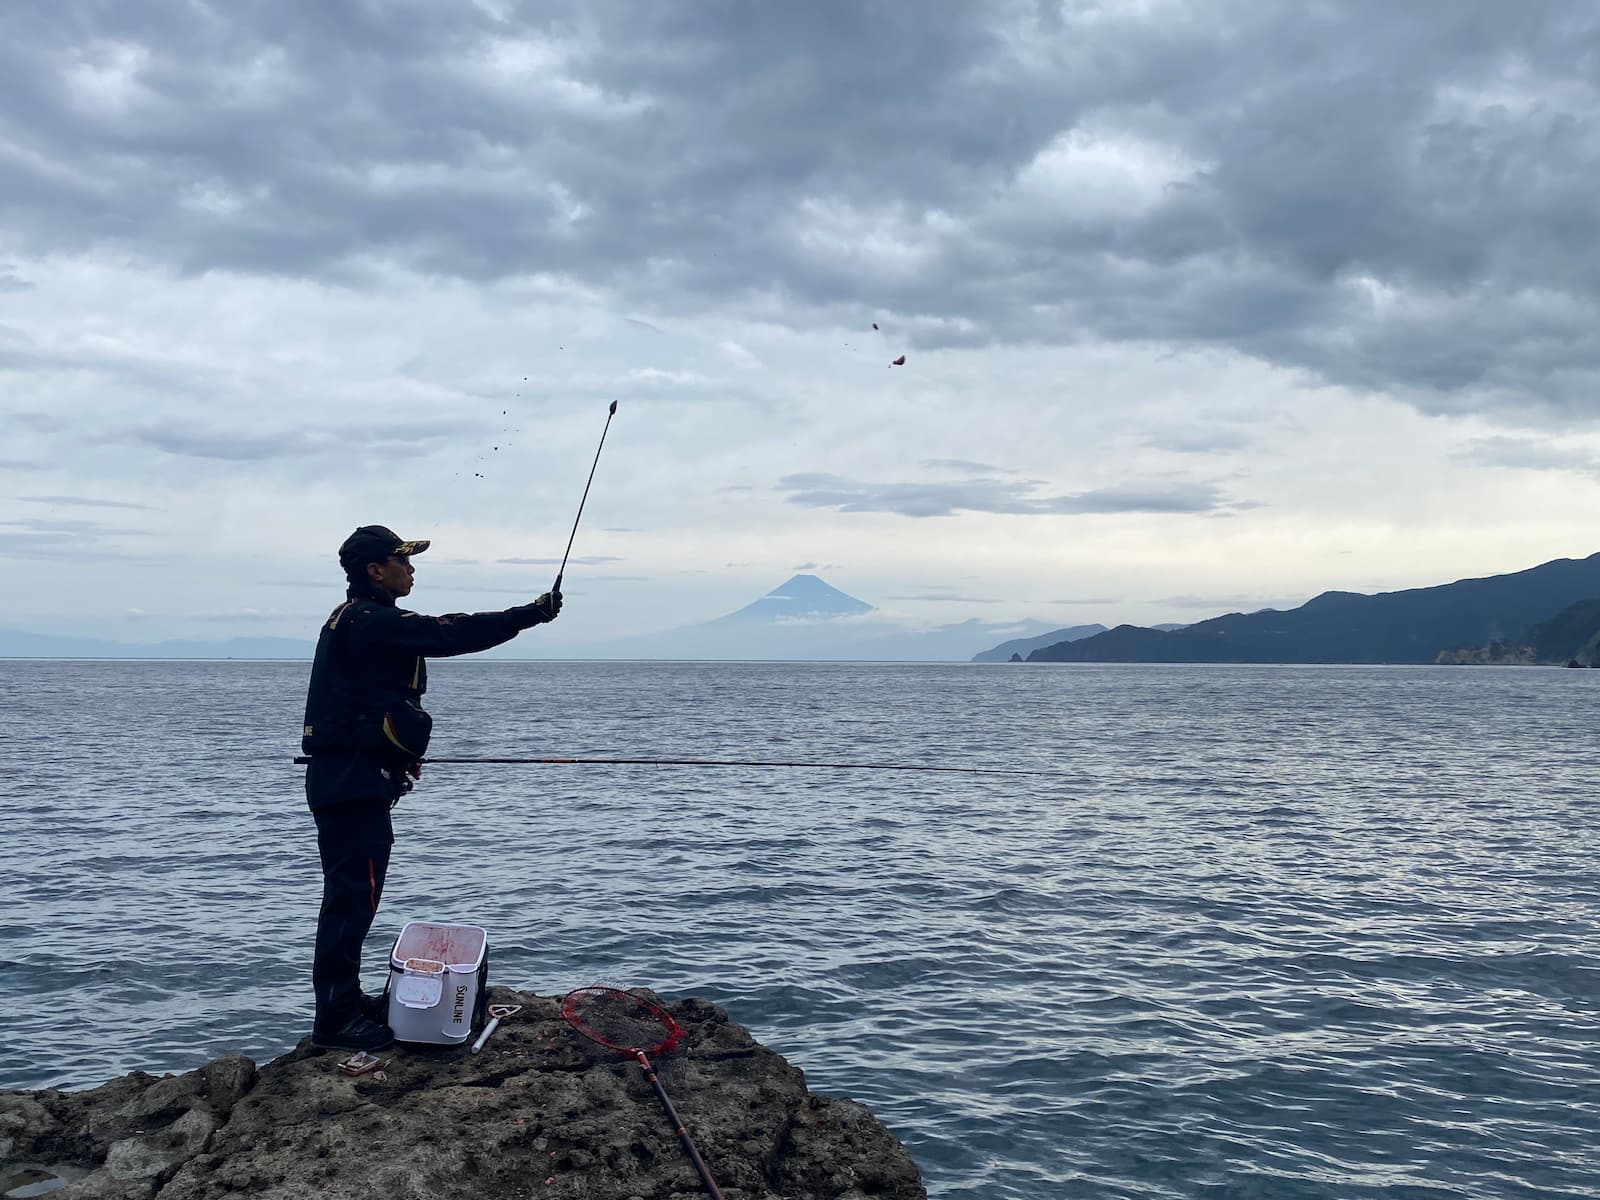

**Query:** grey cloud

left=17, top=494, right=161, bottom=510
left=497, top=555, right=623, bottom=566
left=888, top=592, right=1003, bottom=603
left=0, top=515, right=157, bottom=561
left=425, top=577, right=649, bottom=591
left=4, top=4, right=1599, bottom=419
left=0, top=516, right=152, bottom=536
left=0, top=329, right=226, bottom=396
left=1452, top=435, right=1600, bottom=476
left=7, top=412, right=70, bottom=434
left=122, top=608, right=297, bottom=623
left=776, top=471, right=1243, bottom=518
left=1143, top=428, right=1255, bottom=455
left=126, top=426, right=321, bottom=462
left=0, top=459, right=49, bottom=471
left=123, top=416, right=484, bottom=461
left=921, top=458, right=1015, bottom=475
left=0, top=534, right=153, bottom=561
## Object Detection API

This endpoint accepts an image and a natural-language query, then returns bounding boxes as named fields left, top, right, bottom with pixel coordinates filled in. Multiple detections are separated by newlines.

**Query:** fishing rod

left=554, top=399, right=617, bottom=593
left=291, top=754, right=1047, bottom=777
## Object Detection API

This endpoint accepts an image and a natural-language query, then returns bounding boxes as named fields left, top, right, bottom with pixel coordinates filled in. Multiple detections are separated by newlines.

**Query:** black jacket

left=300, top=589, right=541, bottom=810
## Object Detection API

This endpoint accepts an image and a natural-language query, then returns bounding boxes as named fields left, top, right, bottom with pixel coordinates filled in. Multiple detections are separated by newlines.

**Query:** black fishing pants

left=311, top=797, right=394, bottom=1029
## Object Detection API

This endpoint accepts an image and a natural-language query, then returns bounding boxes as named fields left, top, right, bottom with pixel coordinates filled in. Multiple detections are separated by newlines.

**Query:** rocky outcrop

left=1433, top=641, right=1538, bottom=665
left=0, top=988, right=924, bottom=1200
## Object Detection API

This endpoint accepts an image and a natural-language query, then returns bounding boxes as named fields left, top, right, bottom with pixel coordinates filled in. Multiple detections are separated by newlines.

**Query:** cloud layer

left=5, top=2, right=1600, bottom=415
left=6, top=3, right=1600, bottom=641
left=777, top=471, right=1241, bottom=518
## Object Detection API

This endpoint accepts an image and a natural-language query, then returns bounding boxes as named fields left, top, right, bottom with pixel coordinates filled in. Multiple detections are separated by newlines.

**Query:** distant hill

left=1513, top=597, right=1600, bottom=663
left=1028, top=553, right=1600, bottom=664
left=971, top=624, right=1107, bottom=663
left=0, top=627, right=313, bottom=660
left=972, top=621, right=1189, bottom=662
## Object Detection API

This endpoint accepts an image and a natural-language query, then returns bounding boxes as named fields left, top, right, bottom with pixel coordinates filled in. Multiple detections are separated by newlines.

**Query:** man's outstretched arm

left=351, top=591, right=562, bottom=658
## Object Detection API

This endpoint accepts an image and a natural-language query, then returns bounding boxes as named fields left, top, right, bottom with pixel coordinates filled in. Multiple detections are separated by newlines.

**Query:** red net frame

left=560, top=986, right=685, bottom=1055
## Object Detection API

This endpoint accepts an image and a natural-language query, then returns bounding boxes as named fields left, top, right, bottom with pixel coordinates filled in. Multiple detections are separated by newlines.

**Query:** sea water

left=2, top=659, right=1598, bottom=1198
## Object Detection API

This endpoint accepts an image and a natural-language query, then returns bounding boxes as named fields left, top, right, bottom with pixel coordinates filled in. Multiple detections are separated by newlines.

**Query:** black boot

left=312, top=1012, right=395, bottom=1052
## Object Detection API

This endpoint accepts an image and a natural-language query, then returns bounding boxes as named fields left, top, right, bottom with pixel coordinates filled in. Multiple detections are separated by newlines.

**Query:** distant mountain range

left=970, top=622, right=1192, bottom=661
left=569, top=574, right=1065, bottom=661
left=13, top=554, right=1600, bottom=665
left=0, top=628, right=313, bottom=660
left=1028, top=552, right=1600, bottom=664
left=0, top=575, right=1062, bottom=663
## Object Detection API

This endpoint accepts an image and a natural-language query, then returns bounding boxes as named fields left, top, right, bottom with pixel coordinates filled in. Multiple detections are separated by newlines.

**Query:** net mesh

left=561, top=986, right=684, bottom=1055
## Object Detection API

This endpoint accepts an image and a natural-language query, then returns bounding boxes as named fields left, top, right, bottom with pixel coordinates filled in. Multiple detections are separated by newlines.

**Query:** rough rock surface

left=0, top=988, right=925, bottom=1200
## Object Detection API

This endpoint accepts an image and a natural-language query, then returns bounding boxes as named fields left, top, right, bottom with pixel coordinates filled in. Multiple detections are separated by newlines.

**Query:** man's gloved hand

left=516, top=588, right=563, bottom=627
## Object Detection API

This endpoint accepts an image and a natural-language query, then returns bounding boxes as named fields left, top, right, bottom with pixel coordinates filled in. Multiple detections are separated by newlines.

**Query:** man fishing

left=300, top=524, right=563, bottom=1052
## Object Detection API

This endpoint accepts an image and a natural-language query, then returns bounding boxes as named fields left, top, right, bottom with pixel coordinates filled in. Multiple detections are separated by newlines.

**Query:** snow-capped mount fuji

left=708, top=574, right=875, bottom=625
left=567, top=574, right=1058, bottom=660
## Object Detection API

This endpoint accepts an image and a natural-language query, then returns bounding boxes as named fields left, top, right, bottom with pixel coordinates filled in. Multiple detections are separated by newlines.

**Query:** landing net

left=560, top=986, right=684, bottom=1056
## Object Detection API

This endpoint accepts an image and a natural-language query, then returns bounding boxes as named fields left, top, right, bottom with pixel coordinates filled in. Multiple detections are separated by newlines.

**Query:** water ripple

left=3, top=660, right=1599, bottom=1198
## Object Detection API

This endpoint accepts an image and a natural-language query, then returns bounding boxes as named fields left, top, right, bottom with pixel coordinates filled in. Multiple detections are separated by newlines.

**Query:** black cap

left=338, top=525, right=431, bottom=573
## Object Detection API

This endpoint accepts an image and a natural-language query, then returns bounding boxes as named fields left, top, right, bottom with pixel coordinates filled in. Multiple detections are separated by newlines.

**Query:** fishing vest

left=301, top=597, right=434, bottom=762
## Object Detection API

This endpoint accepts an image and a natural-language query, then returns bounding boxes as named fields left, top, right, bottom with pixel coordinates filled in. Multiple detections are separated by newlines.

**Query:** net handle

left=632, top=1047, right=725, bottom=1200
left=558, top=987, right=723, bottom=1200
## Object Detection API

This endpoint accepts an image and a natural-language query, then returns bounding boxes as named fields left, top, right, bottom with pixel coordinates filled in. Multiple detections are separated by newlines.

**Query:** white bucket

left=386, top=921, right=488, bottom=1046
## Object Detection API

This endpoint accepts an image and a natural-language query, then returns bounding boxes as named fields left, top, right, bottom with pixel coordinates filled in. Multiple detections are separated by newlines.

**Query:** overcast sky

left=6, top=0, right=1600, bottom=646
